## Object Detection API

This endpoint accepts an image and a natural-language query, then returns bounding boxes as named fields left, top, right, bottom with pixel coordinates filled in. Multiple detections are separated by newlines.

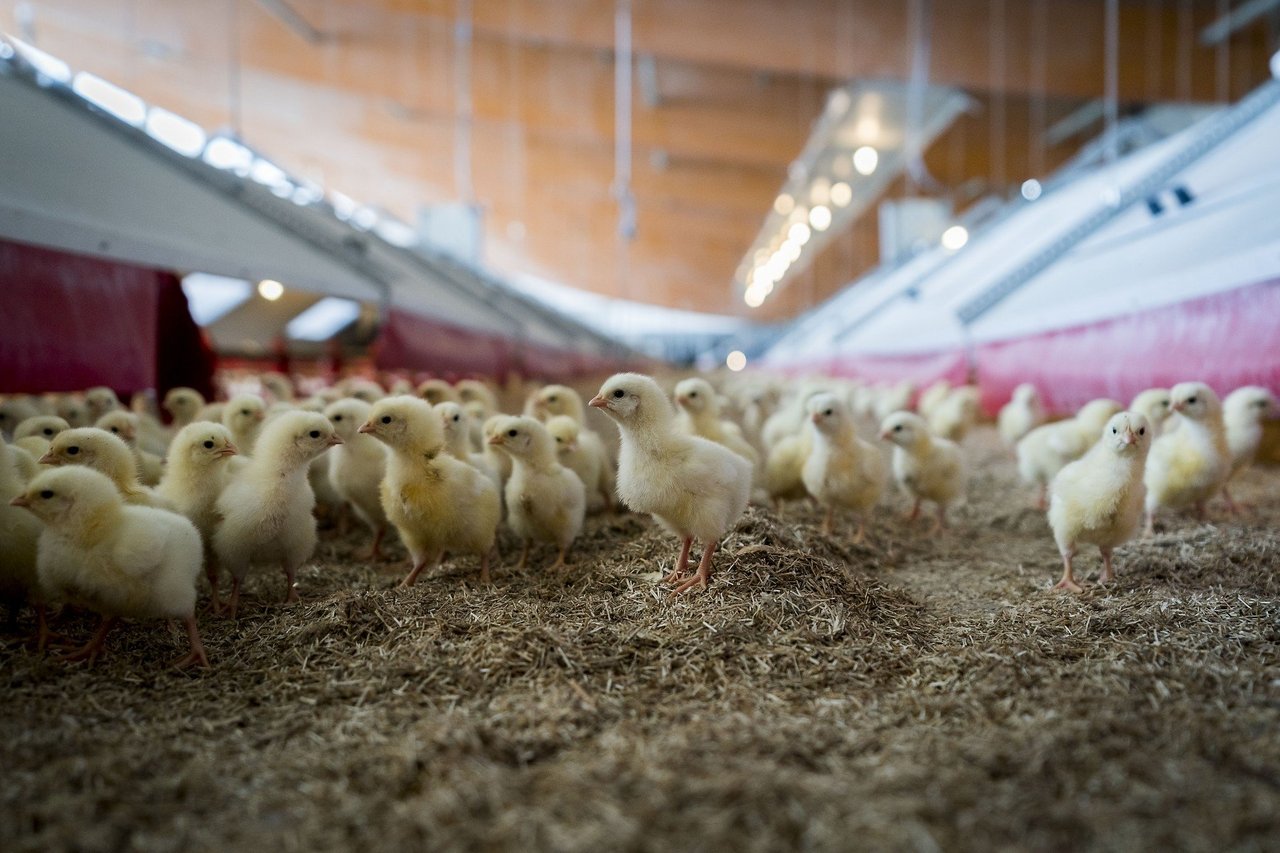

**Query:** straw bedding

left=2, top=427, right=1277, bottom=851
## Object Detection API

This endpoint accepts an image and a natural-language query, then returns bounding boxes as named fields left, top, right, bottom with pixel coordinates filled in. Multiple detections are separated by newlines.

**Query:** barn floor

left=2, top=427, right=1278, bottom=851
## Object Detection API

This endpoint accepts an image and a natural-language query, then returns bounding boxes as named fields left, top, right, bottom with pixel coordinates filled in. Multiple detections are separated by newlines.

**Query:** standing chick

left=1049, top=412, right=1152, bottom=592
left=212, top=411, right=341, bottom=617
left=1016, top=399, right=1123, bottom=509
left=927, top=386, right=980, bottom=443
left=95, top=411, right=165, bottom=486
left=222, top=394, right=267, bottom=457
left=13, top=415, right=70, bottom=461
left=84, top=386, right=122, bottom=421
left=325, top=399, right=391, bottom=560
left=802, top=394, right=887, bottom=542
left=1220, top=386, right=1276, bottom=512
left=359, top=397, right=501, bottom=587
left=41, top=428, right=173, bottom=509
left=1, top=398, right=42, bottom=440
left=674, top=377, right=760, bottom=467
left=1130, top=388, right=1173, bottom=434
left=917, top=380, right=952, bottom=423
left=1144, top=382, right=1230, bottom=535
left=12, top=467, right=208, bottom=667
left=55, top=396, right=91, bottom=428
left=163, top=387, right=206, bottom=429
left=527, top=384, right=615, bottom=509
left=997, top=383, right=1046, bottom=447
left=546, top=415, right=605, bottom=513
left=437, top=402, right=502, bottom=493
left=157, top=423, right=239, bottom=601
left=0, top=438, right=41, bottom=631
left=417, top=379, right=459, bottom=405
left=879, top=411, right=965, bottom=534
left=488, top=416, right=586, bottom=570
left=589, top=374, right=751, bottom=595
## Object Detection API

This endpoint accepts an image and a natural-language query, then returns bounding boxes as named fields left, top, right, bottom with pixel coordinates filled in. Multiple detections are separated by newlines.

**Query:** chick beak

left=217, top=444, right=238, bottom=458
left=676, top=395, right=689, bottom=406
left=487, top=434, right=504, bottom=446
left=37, top=451, right=57, bottom=465
left=1171, top=400, right=1186, bottom=413
left=254, top=410, right=265, bottom=422
left=588, top=395, right=608, bottom=409
left=9, top=495, right=29, bottom=508
left=357, top=422, right=374, bottom=435
left=1122, top=428, right=1137, bottom=446
left=878, top=430, right=891, bottom=440
left=326, top=434, right=343, bottom=447
left=566, top=441, right=578, bottom=454
left=811, top=412, right=822, bottom=424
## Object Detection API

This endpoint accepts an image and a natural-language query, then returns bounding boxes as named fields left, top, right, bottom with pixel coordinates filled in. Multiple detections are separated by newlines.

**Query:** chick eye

left=893, top=425, right=902, bottom=432
left=507, top=429, right=518, bottom=437
left=333, top=415, right=343, bottom=421
left=242, top=409, right=250, bottom=416
left=824, top=409, right=833, bottom=416
left=381, top=416, right=392, bottom=424
left=309, top=430, right=321, bottom=439
left=690, top=391, right=698, bottom=397
left=203, top=440, right=214, bottom=449
left=39, top=489, right=53, bottom=499
left=67, top=446, right=80, bottom=455
left=43, top=428, right=52, bottom=435
left=453, top=415, right=461, bottom=422
left=548, top=395, right=558, bottom=403
left=1112, top=427, right=1118, bottom=433
left=612, top=389, right=625, bottom=399
left=1187, top=396, right=1197, bottom=404
left=1139, top=427, right=1146, bottom=435
left=110, top=427, right=119, bottom=433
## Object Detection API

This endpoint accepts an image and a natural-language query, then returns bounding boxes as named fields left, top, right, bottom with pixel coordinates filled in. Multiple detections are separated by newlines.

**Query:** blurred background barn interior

left=0, top=1, right=1277, bottom=451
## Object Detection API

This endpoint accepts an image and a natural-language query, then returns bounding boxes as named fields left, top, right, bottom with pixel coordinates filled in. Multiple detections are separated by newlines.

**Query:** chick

left=1220, top=386, right=1277, bottom=512
left=463, top=400, right=490, bottom=453
left=325, top=399, right=391, bottom=560
left=359, top=397, right=501, bottom=587
left=917, top=380, right=952, bottom=423
left=673, top=378, right=760, bottom=468
left=41, top=428, right=173, bottom=509
left=13, top=415, right=70, bottom=461
left=259, top=371, right=295, bottom=404
left=764, top=423, right=815, bottom=510
left=437, top=402, right=502, bottom=494
left=1017, top=398, right=1123, bottom=509
left=11, top=466, right=208, bottom=667
left=1143, top=382, right=1230, bottom=535
left=879, top=411, right=964, bottom=534
left=84, top=386, right=122, bottom=421
left=212, top=411, right=341, bottom=617
left=589, top=374, right=751, bottom=595
left=488, top=416, right=586, bottom=570
left=163, top=387, right=206, bottom=428
left=8, top=443, right=40, bottom=483
left=417, top=378, right=459, bottom=406
left=0, top=397, right=42, bottom=440
left=803, top=394, right=887, bottom=542
left=481, top=414, right=514, bottom=486
left=344, top=379, right=385, bottom=405
left=156, top=422, right=239, bottom=601
left=927, top=386, right=980, bottom=443
left=546, top=415, right=605, bottom=513
left=196, top=402, right=225, bottom=425
left=455, top=379, right=498, bottom=414
left=527, top=384, right=615, bottom=510
left=0, top=438, right=41, bottom=631
left=1048, top=412, right=1152, bottom=592
left=222, top=394, right=267, bottom=456
left=761, top=385, right=823, bottom=450
left=1130, top=388, right=1173, bottom=434
left=95, top=411, right=165, bottom=486
left=55, top=395, right=91, bottom=428
left=997, top=383, right=1046, bottom=447
left=873, top=380, right=916, bottom=424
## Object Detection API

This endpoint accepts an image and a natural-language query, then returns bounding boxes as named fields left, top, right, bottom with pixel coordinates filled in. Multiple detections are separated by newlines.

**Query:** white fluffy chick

left=1017, top=399, right=1123, bottom=509
left=84, top=386, right=122, bottom=421
left=1144, top=382, right=1231, bottom=535
left=13, top=415, right=70, bottom=461
left=12, top=466, right=208, bottom=667
left=163, top=387, right=206, bottom=429
left=764, top=422, right=815, bottom=510
left=1, top=397, right=42, bottom=440
left=527, top=384, right=615, bottom=509
left=927, top=386, right=980, bottom=443
left=1220, top=386, right=1277, bottom=512
left=546, top=415, right=605, bottom=513
left=55, top=395, right=91, bottom=428
left=803, top=394, right=887, bottom=542
left=417, top=378, right=459, bottom=405
left=0, top=438, right=41, bottom=632
left=761, top=384, right=823, bottom=450
left=917, top=380, right=952, bottom=422
left=481, top=414, right=514, bottom=487
left=1130, top=388, right=1173, bottom=434
left=221, top=394, right=267, bottom=457
left=488, top=416, right=586, bottom=570
left=41, top=428, right=173, bottom=509
left=157, top=422, right=239, bottom=601
left=879, top=411, right=964, bottom=534
left=436, top=402, right=502, bottom=494
left=589, top=373, right=751, bottom=595
left=325, top=399, right=391, bottom=561
left=456, top=379, right=498, bottom=415
left=1048, top=412, right=1152, bottom=592
left=359, top=397, right=501, bottom=587
left=873, top=380, right=916, bottom=424
left=212, top=411, right=342, bottom=617
left=95, top=411, right=164, bottom=486
left=674, top=377, right=760, bottom=468
left=997, top=383, right=1046, bottom=447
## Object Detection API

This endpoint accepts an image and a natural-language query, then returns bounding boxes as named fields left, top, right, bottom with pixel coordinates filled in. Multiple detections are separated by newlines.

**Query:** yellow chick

left=462, top=400, right=490, bottom=453
left=761, top=384, right=824, bottom=450
left=41, top=427, right=173, bottom=510
left=0, top=397, right=42, bottom=440
left=455, top=379, right=499, bottom=415
left=359, top=397, right=501, bottom=587
left=764, top=423, right=815, bottom=510
left=1130, top=388, right=1173, bottom=434
left=344, top=379, right=386, bottom=405
left=1049, top=412, right=1152, bottom=592
left=7, top=443, right=40, bottom=483
left=13, top=415, right=70, bottom=461
left=488, top=416, right=586, bottom=570
left=1143, top=382, right=1231, bottom=535
left=873, top=380, right=916, bottom=424
left=673, top=377, right=760, bottom=468
left=95, top=411, right=165, bottom=486
left=481, top=414, right=514, bottom=487
left=163, top=387, right=206, bottom=429
left=1220, top=386, right=1276, bottom=512
left=927, top=386, right=981, bottom=443
left=0, top=439, right=41, bottom=633
left=55, top=395, right=91, bottom=428
left=259, top=371, right=295, bottom=404
left=157, top=422, right=239, bottom=602
left=417, top=378, right=459, bottom=405
left=12, top=466, right=208, bottom=668
left=1017, top=398, right=1123, bottom=509
left=325, top=399, right=391, bottom=560
left=436, top=402, right=502, bottom=493
left=997, top=383, right=1046, bottom=447
left=222, top=394, right=267, bottom=457
left=545, top=415, right=604, bottom=513
left=879, top=411, right=964, bottom=534
left=84, top=386, right=122, bottom=421
left=212, top=411, right=342, bottom=617
left=527, top=384, right=615, bottom=509
left=589, top=373, right=751, bottom=595
left=802, top=393, right=887, bottom=542
left=196, top=402, right=225, bottom=425
left=917, top=380, right=952, bottom=423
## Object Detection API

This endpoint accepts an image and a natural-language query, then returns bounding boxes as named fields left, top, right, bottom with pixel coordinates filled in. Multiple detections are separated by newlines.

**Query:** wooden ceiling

left=3, top=0, right=1276, bottom=320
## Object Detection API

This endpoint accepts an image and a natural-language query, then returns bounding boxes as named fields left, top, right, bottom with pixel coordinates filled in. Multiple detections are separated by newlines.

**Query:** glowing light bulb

left=788, top=222, right=811, bottom=245
left=853, top=145, right=879, bottom=175
left=258, top=279, right=285, bottom=301
left=773, top=194, right=794, bottom=215
left=1021, top=179, right=1043, bottom=201
left=941, top=225, right=968, bottom=251
left=809, top=205, right=832, bottom=231
left=726, top=350, right=748, bottom=370
left=830, top=181, right=852, bottom=207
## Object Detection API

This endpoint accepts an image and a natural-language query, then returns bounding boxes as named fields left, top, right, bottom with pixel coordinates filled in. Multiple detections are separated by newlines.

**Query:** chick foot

left=671, top=543, right=716, bottom=595
left=662, top=537, right=694, bottom=584
left=169, top=614, right=210, bottom=670
left=1054, top=552, right=1083, bottom=593
left=59, top=616, right=117, bottom=666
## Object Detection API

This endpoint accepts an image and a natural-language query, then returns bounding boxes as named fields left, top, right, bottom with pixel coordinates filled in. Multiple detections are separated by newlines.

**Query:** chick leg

left=399, top=550, right=441, bottom=588
left=364, top=525, right=388, bottom=563
left=673, top=541, right=717, bottom=595
left=61, top=616, right=117, bottom=665
left=516, top=540, right=531, bottom=571
left=478, top=550, right=492, bottom=585
left=906, top=499, right=921, bottom=522
left=1221, top=485, right=1241, bottom=516
left=822, top=507, right=835, bottom=536
left=1035, top=484, right=1048, bottom=512
left=1143, top=510, right=1156, bottom=538
left=548, top=545, right=569, bottom=572
left=280, top=560, right=301, bottom=605
left=852, top=517, right=867, bottom=546
left=205, top=561, right=222, bottom=612
left=1054, top=547, right=1083, bottom=593
left=1098, top=547, right=1116, bottom=585
left=928, top=504, right=947, bottom=537
left=1194, top=501, right=1208, bottom=522
left=171, top=614, right=210, bottom=670
left=663, top=536, right=694, bottom=584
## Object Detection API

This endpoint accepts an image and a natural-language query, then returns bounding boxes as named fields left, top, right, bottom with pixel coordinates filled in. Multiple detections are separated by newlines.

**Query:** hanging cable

left=1031, top=0, right=1047, bottom=178
left=613, top=0, right=635, bottom=303
left=454, top=0, right=474, bottom=205
left=228, top=0, right=242, bottom=138
left=905, top=0, right=940, bottom=193
left=989, top=0, right=1007, bottom=193
left=1104, top=0, right=1119, bottom=164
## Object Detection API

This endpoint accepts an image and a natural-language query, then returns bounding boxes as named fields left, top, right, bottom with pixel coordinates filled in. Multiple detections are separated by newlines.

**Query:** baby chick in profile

left=325, top=399, right=391, bottom=560
left=0, top=397, right=41, bottom=441
left=879, top=411, right=965, bottom=534
left=212, top=411, right=342, bottom=617
left=13, top=415, right=70, bottom=461
left=927, top=386, right=980, bottom=443
left=84, top=386, right=122, bottom=421
left=590, top=374, right=751, bottom=595
left=222, top=394, right=268, bottom=457
left=803, top=394, right=886, bottom=542
left=417, top=378, right=459, bottom=406
left=360, top=397, right=501, bottom=587
left=527, top=384, right=615, bottom=509
left=436, top=402, right=502, bottom=493
left=1130, top=388, right=1173, bottom=434
left=1144, top=382, right=1230, bottom=535
left=12, top=466, right=208, bottom=667
left=0, top=438, right=41, bottom=633
left=163, top=387, right=206, bottom=429
left=1049, top=412, right=1151, bottom=592
left=1220, top=386, right=1276, bottom=512
left=1017, top=398, right=1123, bottom=509
left=546, top=415, right=605, bottom=513
left=41, top=428, right=173, bottom=509
left=488, top=416, right=586, bottom=571
left=997, top=383, right=1045, bottom=447
left=157, top=422, right=239, bottom=602
left=55, top=395, right=91, bottom=428
left=95, top=411, right=164, bottom=486
left=674, top=377, right=760, bottom=468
